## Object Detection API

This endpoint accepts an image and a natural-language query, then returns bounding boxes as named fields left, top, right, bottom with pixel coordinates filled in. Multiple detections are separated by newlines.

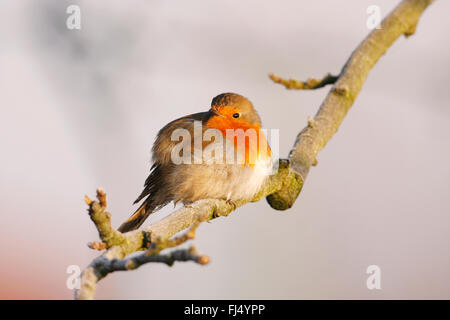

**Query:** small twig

left=85, top=188, right=126, bottom=250
left=88, top=246, right=209, bottom=277
left=87, top=241, right=107, bottom=251
left=145, top=219, right=201, bottom=255
left=123, top=246, right=209, bottom=271
left=269, top=72, right=339, bottom=90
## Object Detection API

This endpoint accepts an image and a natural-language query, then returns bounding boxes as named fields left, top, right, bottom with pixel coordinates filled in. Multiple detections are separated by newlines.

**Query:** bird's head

left=208, top=93, right=261, bottom=128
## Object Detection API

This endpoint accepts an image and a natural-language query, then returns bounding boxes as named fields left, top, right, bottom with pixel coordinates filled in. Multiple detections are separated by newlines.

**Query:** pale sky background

left=0, top=0, right=449, bottom=299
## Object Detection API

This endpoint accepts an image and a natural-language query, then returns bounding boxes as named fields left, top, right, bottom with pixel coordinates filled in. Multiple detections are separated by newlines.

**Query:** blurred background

left=0, top=0, right=449, bottom=299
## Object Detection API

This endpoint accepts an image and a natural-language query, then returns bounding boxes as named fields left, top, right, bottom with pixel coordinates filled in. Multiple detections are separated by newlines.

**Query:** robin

left=118, top=93, right=272, bottom=232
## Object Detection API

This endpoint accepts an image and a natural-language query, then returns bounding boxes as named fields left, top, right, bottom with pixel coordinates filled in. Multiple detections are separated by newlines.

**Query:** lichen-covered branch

left=75, top=0, right=434, bottom=300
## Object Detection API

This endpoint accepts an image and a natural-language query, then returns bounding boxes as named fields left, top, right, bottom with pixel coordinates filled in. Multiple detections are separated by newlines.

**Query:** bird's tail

left=118, top=198, right=155, bottom=233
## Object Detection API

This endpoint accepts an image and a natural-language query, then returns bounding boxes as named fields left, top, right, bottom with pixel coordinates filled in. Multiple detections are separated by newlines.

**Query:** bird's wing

left=151, top=112, right=210, bottom=165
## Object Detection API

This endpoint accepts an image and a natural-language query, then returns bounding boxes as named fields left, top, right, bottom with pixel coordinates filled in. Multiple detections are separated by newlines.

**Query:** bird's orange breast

left=205, top=116, right=271, bottom=165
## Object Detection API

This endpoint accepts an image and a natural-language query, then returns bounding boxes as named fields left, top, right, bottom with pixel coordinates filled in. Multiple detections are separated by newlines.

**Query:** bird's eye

left=232, top=113, right=240, bottom=118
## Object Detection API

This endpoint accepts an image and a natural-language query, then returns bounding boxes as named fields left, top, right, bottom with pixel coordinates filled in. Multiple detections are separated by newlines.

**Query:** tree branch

left=282, top=0, right=433, bottom=182
left=75, top=0, right=434, bottom=299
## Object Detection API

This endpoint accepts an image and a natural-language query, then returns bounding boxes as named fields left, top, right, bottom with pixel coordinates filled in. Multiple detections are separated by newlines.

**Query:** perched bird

left=118, top=93, right=272, bottom=232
